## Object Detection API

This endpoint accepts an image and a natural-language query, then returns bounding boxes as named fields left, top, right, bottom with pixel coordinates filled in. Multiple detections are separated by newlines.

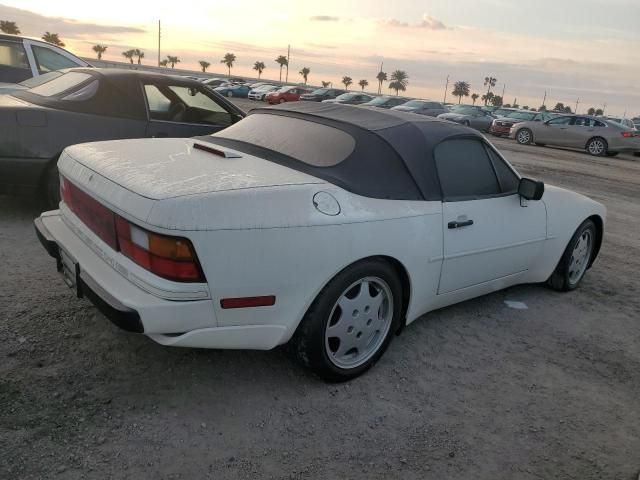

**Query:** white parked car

left=35, top=103, right=606, bottom=381
left=0, top=34, right=89, bottom=94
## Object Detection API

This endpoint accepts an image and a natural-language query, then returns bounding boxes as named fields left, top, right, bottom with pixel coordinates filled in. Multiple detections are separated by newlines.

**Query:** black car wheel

left=289, top=259, right=402, bottom=382
left=547, top=219, right=597, bottom=291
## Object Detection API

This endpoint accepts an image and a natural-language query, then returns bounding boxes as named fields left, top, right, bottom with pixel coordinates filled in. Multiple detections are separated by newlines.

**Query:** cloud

left=0, top=4, right=146, bottom=39
left=309, top=15, right=340, bottom=22
left=382, top=13, right=450, bottom=30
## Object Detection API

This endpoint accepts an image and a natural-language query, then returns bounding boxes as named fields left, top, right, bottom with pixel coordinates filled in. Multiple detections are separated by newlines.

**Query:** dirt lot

left=1, top=100, right=640, bottom=480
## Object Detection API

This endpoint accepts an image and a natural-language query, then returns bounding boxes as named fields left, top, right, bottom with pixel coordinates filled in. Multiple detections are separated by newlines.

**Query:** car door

left=537, top=115, right=573, bottom=145
left=436, top=138, right=547, bottom=294
left=565, top=116, right=597, bottom=148
left=143, top=82, right=238, bottom=138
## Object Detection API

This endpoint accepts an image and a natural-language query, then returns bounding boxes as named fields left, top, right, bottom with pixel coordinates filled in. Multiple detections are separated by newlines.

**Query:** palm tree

left=122, top=49, right=135, bottom=64
left=42, top=32, right=64, bottom=47
left=483, top=76, right=497, bottom=104
left=166, top=56, right=180, bottom=68
left=199, top=61, right=211, bottom=73
left=452, top=81, right=470, bottom=104
left=159, top=59, right=169, bottom=68
left=358, top=79, right=369, bottom=91
left=221, top=52, right=236, bottom=77
left=321, top=81, right=331, bottom=88
left=134, top=49, right=144, bottom=65
left=376, top=71, right=387, bottom=95
left=92, top=44, right=107, bottom=60
left=275, top=55, right=288, bottom=82
left=481, top=92, right=494, bottom=105
left=471, top=93, right=479, bottom=105
left=388, top=70, right=409, bottom=95
left=342, top=76, right=353, bottom=90
left=253, top=61, right=265, bottom=78
left=0, top=21, right=20, bottom=34
left=299, top=67, right=310, bottom=85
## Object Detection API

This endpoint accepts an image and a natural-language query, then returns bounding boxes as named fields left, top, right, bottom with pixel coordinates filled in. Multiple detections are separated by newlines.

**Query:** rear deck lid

left=63, top=137, right=325, bottom=201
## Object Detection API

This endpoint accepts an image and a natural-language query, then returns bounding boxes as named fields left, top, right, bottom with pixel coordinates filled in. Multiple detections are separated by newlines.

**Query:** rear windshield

left=214, top=113, right=356, bottom=167
left=28, top=72, right=91, bottom=97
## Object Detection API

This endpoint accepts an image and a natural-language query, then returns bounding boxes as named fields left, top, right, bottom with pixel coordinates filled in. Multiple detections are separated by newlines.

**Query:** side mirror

left=518, top=178, right=544, bottom=200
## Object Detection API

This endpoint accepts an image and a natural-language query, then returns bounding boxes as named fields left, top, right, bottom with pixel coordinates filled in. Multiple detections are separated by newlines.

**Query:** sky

left=1, top=0, right=639, bottom=116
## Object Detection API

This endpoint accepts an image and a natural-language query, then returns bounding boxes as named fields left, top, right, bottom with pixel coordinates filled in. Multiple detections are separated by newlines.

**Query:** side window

left=548, top=116, right=572, bottom=125
left=573, top=117, right=592, bottom=127
left=32, top=45, right=80, bottom=73
left=0, top=40, right=31, bottom=82
left=486, top=146, right=519, bottom=194
left=144, top=84, right=172, bottom=118
left=435, top=139, right=501, bottom=200
left=594, top=120, right=606, bottom=127
left=145, top=84, right=233, bottom=126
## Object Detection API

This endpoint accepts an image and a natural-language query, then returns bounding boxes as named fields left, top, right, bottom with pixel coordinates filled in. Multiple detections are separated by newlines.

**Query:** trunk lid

left=63, top=137, right=324, bottom=201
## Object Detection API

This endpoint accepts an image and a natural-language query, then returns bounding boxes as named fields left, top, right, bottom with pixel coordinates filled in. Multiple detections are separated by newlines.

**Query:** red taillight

left=622, top=131, right=635, bottom=138
left=60, top=176, right=205, bottom=283
left=60, top=175, right=117, bottom=249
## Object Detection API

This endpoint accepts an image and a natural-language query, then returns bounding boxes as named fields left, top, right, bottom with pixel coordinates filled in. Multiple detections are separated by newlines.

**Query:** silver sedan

left=510, top=115, right=640, bottom=157
left=437, top=106, right=495, bottom=131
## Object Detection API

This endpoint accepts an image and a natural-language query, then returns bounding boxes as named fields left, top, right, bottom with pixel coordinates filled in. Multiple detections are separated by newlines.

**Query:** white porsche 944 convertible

left=35, top=102, right=606, bottom=381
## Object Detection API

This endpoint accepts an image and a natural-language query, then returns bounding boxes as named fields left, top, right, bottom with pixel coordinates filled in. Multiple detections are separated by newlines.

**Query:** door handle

left=448, top=219, right=474, bottom=229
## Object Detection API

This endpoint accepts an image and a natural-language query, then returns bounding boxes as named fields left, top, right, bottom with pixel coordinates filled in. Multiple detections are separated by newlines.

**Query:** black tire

left=605, top=151, right=619, bottom=157
left=547, top=219, right=596, bottom=292
left=516, top=128, right=533, bottom=145
left=586, top=137, right=607, bottom=156
left=43, top=162, right=60, bottom=209
left=289, top=259, right=403, bottom=382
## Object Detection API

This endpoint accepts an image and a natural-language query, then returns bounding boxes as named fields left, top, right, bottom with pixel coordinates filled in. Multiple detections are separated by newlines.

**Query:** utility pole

left=542, top=91, right=547, bottom=109
left=378, top=60, right=384, bottom=94
left=602, top=103, right=607, bottom=115
left=285, top=44, right=290, bottom=83
left=443, top=74, right=450, bottom=103
left=501, top=83, right=506, bottom=103
left=157, top=20, right=161, bottom=67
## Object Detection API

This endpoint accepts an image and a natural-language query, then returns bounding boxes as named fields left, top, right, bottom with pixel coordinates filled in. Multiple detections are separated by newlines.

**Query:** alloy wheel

left=324, top=277, right=393, bottom=369
left=568, top=230, right=593, bottom=286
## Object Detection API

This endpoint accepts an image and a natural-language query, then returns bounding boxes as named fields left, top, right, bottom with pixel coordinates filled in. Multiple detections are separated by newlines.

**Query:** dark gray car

left=391, top=99, right=447, bottom=117
left=0, top=68, right=245, bottom=205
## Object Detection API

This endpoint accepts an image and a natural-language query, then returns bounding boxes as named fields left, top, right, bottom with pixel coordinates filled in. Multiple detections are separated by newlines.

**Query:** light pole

left=542, top=91, right=547, bottom=109
left=575, top=98, right=580, bottom=114
left=157, top=20, right=161, bottom=67
left=443, top=74, right=450, bottom=103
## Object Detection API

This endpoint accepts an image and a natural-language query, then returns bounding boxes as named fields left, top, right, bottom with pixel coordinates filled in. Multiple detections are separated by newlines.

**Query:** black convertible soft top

left=204, top=101, right=485, bottom=201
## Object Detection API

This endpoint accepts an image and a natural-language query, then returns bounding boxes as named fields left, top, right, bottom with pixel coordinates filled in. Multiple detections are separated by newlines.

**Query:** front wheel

left=586, top=137, right=607, bottom=156
left=289, top=259, right=402, bottom=382
left=516, top=128, right=533, bottom=145
left=547, top=219, right=596, bottom=291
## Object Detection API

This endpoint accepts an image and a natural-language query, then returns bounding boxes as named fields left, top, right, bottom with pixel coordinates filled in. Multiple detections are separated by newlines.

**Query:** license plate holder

left=59, top=246, right=81, bottom=297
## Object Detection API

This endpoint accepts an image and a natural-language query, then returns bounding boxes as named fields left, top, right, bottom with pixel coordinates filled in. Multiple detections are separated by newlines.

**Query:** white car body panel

left=41, top=135, right=606, bottom=350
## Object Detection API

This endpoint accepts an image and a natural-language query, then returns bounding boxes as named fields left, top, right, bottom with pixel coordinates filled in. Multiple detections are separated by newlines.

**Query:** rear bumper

left=35, top=217, right=144, bottom=333
left=34, top=212, right=287, bottom=350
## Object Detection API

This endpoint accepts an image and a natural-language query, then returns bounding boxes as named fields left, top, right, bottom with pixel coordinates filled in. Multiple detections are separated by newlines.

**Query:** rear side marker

left=220, top=296, right=276, bottom=309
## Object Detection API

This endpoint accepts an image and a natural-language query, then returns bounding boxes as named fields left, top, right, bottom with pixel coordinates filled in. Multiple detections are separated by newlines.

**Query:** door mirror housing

left=518, top=178, right=545, bottom=200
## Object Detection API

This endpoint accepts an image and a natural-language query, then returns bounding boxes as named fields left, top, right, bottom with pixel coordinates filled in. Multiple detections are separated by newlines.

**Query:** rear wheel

left=516, top=128, right=533, bottom=145
left=547, top=219, right=596, bottom=291
left=586, top=137, right=607, bottom=156
left=227, top=91, right=233, bottom=98
left=279, top=98, right=286, bottom=104
left=289, top=259, right=402, bottom=382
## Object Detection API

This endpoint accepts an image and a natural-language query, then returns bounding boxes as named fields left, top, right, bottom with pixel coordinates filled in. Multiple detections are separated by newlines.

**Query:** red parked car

left=265, top=86, right=313, bottom=104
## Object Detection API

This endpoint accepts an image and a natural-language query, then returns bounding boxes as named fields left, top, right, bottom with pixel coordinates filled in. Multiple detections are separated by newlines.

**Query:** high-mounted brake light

left=60, top=176, right=205, bottom=283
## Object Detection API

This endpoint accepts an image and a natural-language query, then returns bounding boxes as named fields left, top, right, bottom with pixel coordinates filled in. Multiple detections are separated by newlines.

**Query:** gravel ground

left=1, top=100, right=640, bottom=479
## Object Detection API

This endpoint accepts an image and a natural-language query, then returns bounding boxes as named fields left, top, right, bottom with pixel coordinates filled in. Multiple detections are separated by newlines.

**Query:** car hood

left=61, top=137, right=325, bottom=202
